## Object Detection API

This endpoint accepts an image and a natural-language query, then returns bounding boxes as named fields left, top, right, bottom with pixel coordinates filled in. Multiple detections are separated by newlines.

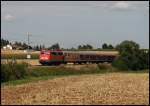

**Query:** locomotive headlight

left=40, top=56, right=48, bottom=60
left=45, top=57, right=48, bottom=59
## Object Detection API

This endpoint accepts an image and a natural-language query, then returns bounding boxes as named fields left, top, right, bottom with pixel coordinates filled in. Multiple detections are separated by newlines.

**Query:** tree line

left=112, top=40, right=149, bottom=70
left=1, top=38, right=11, bottom=47
left=1, top=38, right=149, bottom=70
left=1, top=38, right=115, bottom=50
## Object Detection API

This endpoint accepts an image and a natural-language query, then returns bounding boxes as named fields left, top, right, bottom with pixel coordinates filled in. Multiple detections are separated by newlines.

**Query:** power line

left=27, top=32, right=32, bottom=69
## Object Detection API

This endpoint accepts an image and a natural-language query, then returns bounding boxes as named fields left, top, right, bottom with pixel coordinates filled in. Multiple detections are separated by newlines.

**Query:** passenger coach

left=39, top=50, right=117, bottom=65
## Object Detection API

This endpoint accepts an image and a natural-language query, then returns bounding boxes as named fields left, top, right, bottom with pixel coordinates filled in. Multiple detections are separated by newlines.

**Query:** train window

left=108, top=56, right=113, bottom=60
left=41, top=51, right=50, bottom=54
left=51, top=52, right=57, bottom=55
left=85, top=55, right=89, bottom=58
left=58, top=52, right=63, bottom=55
left=80, top=55, right=84, bottom=60
left=64, top=53, right=67, bottom=56
left=89, top=55, right=93, bottom=59
left=41, top=51, right=44, bottom=54
left=80, top=55, right=83, bottom=57
left=95, top=55, right=98, bottom=60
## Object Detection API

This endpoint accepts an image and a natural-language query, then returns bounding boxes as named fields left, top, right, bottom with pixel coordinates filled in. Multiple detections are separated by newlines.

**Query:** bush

left=112, top=57, right=128, bottom=70
left=1, top=59, right=29, bottom=82
left=113, top=40, right=149, bottom=70
left=97, top=63, right=109, bottom=70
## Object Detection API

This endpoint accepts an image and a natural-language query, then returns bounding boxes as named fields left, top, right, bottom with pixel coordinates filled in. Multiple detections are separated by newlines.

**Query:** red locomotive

left=39, top=50, right=64, bottom=65
left=39, top=50, right=118, bottom=65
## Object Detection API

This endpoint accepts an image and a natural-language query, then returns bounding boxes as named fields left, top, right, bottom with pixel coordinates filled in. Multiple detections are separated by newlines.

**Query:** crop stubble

left=1, top=73, right=149, bottom=105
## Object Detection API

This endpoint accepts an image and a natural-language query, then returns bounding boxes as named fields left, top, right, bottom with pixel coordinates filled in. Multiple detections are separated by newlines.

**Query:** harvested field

left=1, top=50, right=118, bottom=55
left=1, top=59, right=40, bottom=66
left=1, top=50, right=40, bottom=54
left=1, top=73, right=149, bottom=105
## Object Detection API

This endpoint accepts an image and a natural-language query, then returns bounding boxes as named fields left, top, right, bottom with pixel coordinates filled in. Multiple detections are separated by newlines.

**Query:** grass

left=1, top=55, right=148, bottom=86
left=1, top=76, right=55, bottom=86
left=1, top=66, right=107, bottom=86
left=1, top=64, right=149, bottom=86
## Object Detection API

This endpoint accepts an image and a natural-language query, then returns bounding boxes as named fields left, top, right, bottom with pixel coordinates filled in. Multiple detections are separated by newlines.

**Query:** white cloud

left=112, top=1, right=130, bottom=10
left=3, top=14, right=15, bottom=22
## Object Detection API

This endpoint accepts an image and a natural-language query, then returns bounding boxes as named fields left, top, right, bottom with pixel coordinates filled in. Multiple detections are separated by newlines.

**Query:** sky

left=1, top=1, right=149, bottom=49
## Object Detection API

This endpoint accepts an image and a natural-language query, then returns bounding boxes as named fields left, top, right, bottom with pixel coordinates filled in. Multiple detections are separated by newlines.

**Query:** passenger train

left=39, top=50, right=118, bottom=65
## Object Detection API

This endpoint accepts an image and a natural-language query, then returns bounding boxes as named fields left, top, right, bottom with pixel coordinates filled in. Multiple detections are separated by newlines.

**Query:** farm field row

left=1, top=50, right=40, bottom=54
left=1, top=59, right=40, bottom=66
left=1, top=73, right=149, bottom=105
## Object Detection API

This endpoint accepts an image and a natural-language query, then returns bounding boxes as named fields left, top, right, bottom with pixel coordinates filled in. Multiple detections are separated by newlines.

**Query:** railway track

left=1, top=59, right=111, bottom=68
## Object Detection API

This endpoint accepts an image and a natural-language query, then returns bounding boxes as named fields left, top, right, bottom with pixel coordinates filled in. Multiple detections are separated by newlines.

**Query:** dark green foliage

left=108, top=44, right=114, bottom=49
left=1, top=60, right=29, bottom=82
left=115, top=40, right=139, bottom=53
left=113, top=40, right=149, bottom=70
left=102, top=43, right=108, bottom=49
left=1, top=62, right=149, bottom=85
left=137, top=50, right=149, bottom=69
left=48, top=43, right=60, bottom=50
left=78, top=44, right=93, bottom=50
left=102, top=43, right=114, bottom=49
left=1, top=38, right=10, bottom=48
left=13, top=41, right=31, bottom=50
left=1, top=63, right=102, bottom=83
left=112, top=57, right=128, bottom=70
left=22, top=42, right=28, bottom=49
left=97, top=63, right=109, bottom=70
left=30, top=66, right=104, bottom=77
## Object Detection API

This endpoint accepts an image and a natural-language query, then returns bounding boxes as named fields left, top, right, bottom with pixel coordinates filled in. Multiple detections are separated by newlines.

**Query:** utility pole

left=27, top=32, right=31, bottom=68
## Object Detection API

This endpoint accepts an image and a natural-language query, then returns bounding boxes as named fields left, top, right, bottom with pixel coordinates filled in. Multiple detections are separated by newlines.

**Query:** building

left=3, top=44, right=12, bottom=50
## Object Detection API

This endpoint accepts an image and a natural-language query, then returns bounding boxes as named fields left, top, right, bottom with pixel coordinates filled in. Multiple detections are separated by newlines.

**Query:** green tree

left=48, top=43, right=60, bottom=50
left=78, top=44, right=93, bottom=50
left=78, top=45, right=82, bottom=50
left=112, top=40, right=149, bottom=70
left=1, top=38, right=10, bottom=47
left=108, top=44, right=114, bottom=49
left=35, top=45, right=40, bottom=51
left=86, top=44, right=93, bottom=49
left=102, top=43, right=108, bottom=49
left=22, top=42, right=28, bottom=49
left=42, top=44, right=45, bottom=49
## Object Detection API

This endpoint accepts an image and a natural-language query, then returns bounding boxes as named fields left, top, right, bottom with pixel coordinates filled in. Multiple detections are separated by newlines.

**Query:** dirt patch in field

left=1, top=73, right=149, bottom=105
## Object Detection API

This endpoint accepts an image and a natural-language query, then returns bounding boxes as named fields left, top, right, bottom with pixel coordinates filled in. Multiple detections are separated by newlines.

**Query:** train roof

left=41, top=49, right=62, bottom=52
left=62, top=51, right=119, bottom=55
left=40, top=50, right=118, bottom=55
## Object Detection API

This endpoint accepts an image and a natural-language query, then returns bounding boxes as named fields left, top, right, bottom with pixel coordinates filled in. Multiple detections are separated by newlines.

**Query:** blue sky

left=1, top=1, right=149, bottom=49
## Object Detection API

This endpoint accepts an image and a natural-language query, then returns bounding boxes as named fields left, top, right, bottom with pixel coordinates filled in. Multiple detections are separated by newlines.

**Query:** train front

left=39, top=50, right=51, bottom=65
left=39, top=50, right=64, bottom=65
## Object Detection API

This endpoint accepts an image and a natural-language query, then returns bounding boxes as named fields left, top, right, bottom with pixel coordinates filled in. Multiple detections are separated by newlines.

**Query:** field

left=1, top=73, right=149, bottom=105
left=1, top=49, right=40, bottom=54
left=1, top=49, right=149, bottom=105
left=1, top=59, right=40, bottom=66
left=1, top=50, right=39, bottom=59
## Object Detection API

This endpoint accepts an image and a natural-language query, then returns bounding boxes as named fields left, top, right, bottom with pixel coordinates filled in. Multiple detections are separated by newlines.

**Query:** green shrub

left=1, top=59, right=29, bottom=82
left=113, top=40, right=149, bottom=70
left=112, top=57, right=128, bottom=70
left=97, top=63, right=109, bottom=70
